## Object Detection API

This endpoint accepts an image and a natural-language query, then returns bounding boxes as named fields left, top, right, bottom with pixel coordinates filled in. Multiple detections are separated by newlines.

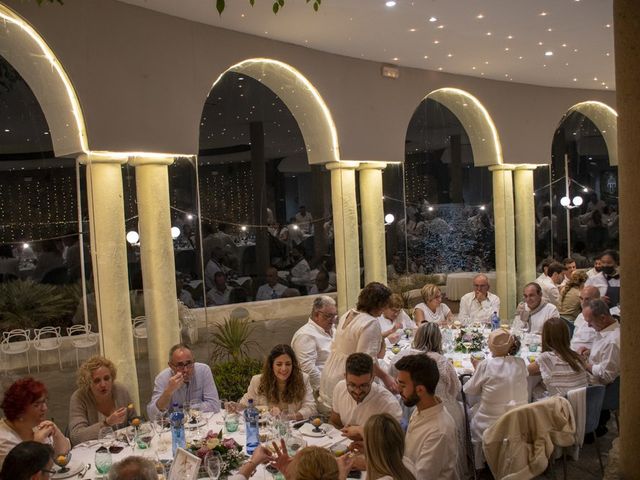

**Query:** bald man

left=458, top=274, right=500, bottom=325
left=570, top=285, right=600, bottom=352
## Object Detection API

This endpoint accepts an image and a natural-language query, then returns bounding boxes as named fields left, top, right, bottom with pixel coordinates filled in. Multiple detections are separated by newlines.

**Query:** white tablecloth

left=445, top=271, right=497, bottom=301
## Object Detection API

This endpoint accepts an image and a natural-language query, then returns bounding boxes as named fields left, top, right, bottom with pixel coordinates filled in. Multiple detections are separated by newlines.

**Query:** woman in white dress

left=463, top=329, right=528, bottom=469
left=413, top=284, right=452, bottom=326
left=378, top=293, right=415, bottom=346
left=363, top=413, right=416, bottom=480
left=528, top=317, right=588, bottom=400
left=319, top=282, right=396, bottom=409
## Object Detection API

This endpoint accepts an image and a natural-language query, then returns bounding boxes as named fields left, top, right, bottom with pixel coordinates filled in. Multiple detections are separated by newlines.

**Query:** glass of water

left=94, top=449, right=113, bottom=478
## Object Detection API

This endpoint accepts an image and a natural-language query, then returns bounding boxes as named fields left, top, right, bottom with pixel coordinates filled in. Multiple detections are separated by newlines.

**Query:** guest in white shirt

left=378, top=294, right=414, bottom=346
left=291, top=296, right=337, bottom=392
left=206, top=271, right=231, bottom=306
left=458, top=274, right=500, bottom=325
left=395, top=354, right=459, bottom=480
left=528, top=318, right=588, bottom=400
left=255, top=267, right=288, bottom=301
left=330, top=353, right=402, bottom=440
left=204, top=246, right=228, bottom=289
left=535, top=258, right=553, bottom=284
left=463, top=330, right=528, bottom=469
left=579, top=299, right=621, bottom=386
left=570, top=285, right=600, bottom=352
left=288, top=245, right=312, bottom=293
left=517, top=282, right=559, bottom=335
left=362, top=414, right=417, bottom=480
left=539, top=262, right=565, bottom=307
left=294, top=205, right=313, bottom=234
left=308, top=269, right=335, bottom=295
left=585, top=249, right=620, bottom=306
left=586, top=255, right=603, bottom=279
left=413, top=284, right=452, bottom=326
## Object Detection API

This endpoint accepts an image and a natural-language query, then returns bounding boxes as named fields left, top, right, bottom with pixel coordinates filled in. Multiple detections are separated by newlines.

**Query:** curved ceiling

left=118, top=0, right=614, bottom=90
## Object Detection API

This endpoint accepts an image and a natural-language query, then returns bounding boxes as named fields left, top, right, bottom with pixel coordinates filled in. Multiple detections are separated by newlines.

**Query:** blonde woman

left=378, top=293, right=414, bottom=346
left=68, top=356, right=136, bottom=445
left=413, top=284, right=452, bottom=326
left=559, top=270, right=588, bottom=321
left=363, top=414, right=416, bottom=480
left=271, top=442, right=353, bottom=480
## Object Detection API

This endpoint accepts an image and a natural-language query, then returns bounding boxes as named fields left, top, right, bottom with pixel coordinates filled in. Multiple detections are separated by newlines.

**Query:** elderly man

left=458, top=274, right=500, bottom=325
left=580, top=299, right=620, bottom=386
left=585, top=249, right=620, bottom=306
left=108, top=456, right=157, bottom=480
left=147, top=344, right=220, bottom=418
left=255, top=266, right=288, bottom=301
left=517, top=282, right=559, bottom=335
left=570, top=285, right=600, bottom=352
left=538, top=262, right=565, bottom=307
left=329, top=353, right=402, bottom=441
left=291, top=296, right=337, bottom=392
left=206, top=271, right=231, bottom=306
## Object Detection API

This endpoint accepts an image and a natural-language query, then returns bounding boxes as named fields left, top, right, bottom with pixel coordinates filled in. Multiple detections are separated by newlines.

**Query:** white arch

left=565, top=101, right=618, bottom=166
left=206, top=58, right=340, bottom=165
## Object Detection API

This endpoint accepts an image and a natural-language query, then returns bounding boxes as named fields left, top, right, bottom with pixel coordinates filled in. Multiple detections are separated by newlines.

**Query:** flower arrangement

left=188, top=430, right=245, bottom=477
left=454, top=328, right=485, bottom=353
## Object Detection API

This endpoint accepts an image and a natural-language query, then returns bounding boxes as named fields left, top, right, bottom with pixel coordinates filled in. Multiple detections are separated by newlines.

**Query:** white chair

left=33, top=326, right=63, bottom=372
left=67, top=325, right=99, bottom=368
left=1, top=329, right=31, bottom=374
left=132, top=316, right=148, bottom=359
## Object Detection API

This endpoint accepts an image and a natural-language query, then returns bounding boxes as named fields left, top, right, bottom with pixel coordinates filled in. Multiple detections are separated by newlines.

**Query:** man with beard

left=585, top=249, right=620, bottom=306
left=395, top=354, right=459, bottom=480
left=329, top=353, right=402, bottom=441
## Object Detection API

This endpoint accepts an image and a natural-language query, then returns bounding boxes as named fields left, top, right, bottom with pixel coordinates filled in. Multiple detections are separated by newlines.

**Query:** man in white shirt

left=518, top=282, right=559, bottom=335
left=535, top=258, right=553, bottom=284
left=458, top=273, right=500, bottom=325
left=308, top=269, right=335, bottom=295
left=539, top=262, right=564, bottom=307
left=255, top=267, right=288, bottom=301
left=570, top=285, right=600, bottom=352
left=291, top=296, right=337, bottom=392
left=294, top=205, right=313, bottom=234
left=580, top=299, right=620, bottom=386
left=395, top=354, right=459, bottom=480
left=586, top=255, right=603, bottom=278
left=585, top=249, right=620, bottom=306
left=329, top=353, right=402, bottom=440
left=289, top=245, right=312, bottom=292
left=206, top=271, right=231, bottom=306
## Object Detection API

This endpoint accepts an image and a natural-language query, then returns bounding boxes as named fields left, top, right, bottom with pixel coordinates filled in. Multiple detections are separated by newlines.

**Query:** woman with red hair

left=0, top=378, right=70, bottom=468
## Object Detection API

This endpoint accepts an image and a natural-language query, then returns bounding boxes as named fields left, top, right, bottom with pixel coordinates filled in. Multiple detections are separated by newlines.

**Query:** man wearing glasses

left=147, top=343, right=220, bottom=418
left=458, top=273, right=500, bottom=325
left=291, top=296, right=337, bottom=393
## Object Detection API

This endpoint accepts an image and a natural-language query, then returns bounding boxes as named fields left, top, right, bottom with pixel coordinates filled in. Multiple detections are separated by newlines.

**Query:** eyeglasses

left=321, top=311, right=337, bottom=319
left=172, top=360, right=194, bottom=369
left=346, top=382, right=372, bottom=392
left=473, top=284, right=489, bottom=289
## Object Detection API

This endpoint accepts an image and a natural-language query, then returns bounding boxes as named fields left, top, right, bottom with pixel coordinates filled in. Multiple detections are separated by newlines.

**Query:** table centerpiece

left=187, top=429, right=245, bottom=478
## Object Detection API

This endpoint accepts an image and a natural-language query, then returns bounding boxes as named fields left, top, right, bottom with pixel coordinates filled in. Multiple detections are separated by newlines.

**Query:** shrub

left=211, top=358, right=262, bottom=402
left=209, top=315, right=259, bottom=362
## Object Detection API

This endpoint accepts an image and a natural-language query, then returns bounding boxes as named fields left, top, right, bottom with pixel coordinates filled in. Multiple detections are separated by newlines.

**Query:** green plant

left=209, top=316, right=259, bottom=362
left=0, top=280, right=77, bottom=331
left=210, top=358, right=262, bottom=401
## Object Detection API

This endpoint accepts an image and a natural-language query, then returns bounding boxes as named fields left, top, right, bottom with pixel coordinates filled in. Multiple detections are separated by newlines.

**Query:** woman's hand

left=340, top=425, right=363, bottom=441
left=270, top=438, right=292, bottom=476
left=33, top=422, right=54, bottom=443
left=337, top=454, right=355, bottom=480
left=105, top=407, right=127, bottom=427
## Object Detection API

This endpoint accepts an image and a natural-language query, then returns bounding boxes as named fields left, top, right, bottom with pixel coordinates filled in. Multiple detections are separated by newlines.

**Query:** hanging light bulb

left=171, top=226, right=181, bottom=239
left=126, top=231, right=140, bottom=244
left=384, top=213, right=395, bottom=224
left=573, top=196, right=583, bottom=206
left=560, top=196, right=571, bottom=207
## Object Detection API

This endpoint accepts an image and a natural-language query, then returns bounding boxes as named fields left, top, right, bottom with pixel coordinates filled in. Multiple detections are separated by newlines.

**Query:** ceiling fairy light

left=385, top=1, right=396, bottom=7
left=545, top=51, right=554, bottom=56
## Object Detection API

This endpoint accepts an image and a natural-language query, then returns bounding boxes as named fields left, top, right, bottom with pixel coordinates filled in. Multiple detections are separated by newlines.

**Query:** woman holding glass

left=237, top=344, right=316, bottom=420
left=413, top=284, right=452, bottom=326
left=0, top=378, right=70, bottom=469
left=68, top=356, right=136, bottom=446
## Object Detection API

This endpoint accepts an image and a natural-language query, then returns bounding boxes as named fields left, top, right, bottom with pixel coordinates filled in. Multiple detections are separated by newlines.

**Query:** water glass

left=135, top=423, right=154, bottom=449
left=204, top=451, right=222, bottom=480
left=95, top=449, right=113, bottom=478
left=285, top=430, right=305, bottom=456
left=225, top=413, right=239, bottom=433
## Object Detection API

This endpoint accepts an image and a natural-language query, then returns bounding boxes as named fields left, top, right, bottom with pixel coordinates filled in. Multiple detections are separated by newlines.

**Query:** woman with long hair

left=239, top=344, right=316, bottom=420
left=363, top=414, right=416, bottom=480
left=413, top=284, right=452, bottom=326
left=559, top=270, right=588, bottom=321
left=528, top=317, right=588, bottom=400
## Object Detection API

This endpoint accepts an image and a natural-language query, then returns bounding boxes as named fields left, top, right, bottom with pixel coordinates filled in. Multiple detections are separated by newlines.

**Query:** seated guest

left=561, top=258, right=577, bottom=286
left=585, top=249, right=620, bottom=306
left=570, top=286, right=600, bottom=352
left=147, top=344, right=220, bottom=419
left=238, top=344, right=316, bottom=420
left=586, top=254, right=603, bottom=278
left=458, top=274, right=500, bottom=325
left=289, top=245, right=312, bottom=293
left=378, top=293, right=414, bottom=346
left=271, top=443, right=351, bottom=480
left=395, top=355, right=458, bottom=480
left=206, top=271, right=231, bottom=306
left=580, top=299, right=620, bottom=386
left=413, top=284, right=452, bottom=326
left=204, top=246, right=227, bottom=289
left=329, top=353, right=402, bottom=439
left=528, top=318, right=588, bottom=400
left=291, top=296, right=337, bottom=392
left=363, top=414, right=416, bottom=480
left=535, top=258, right=553, bottom=284
left=463, top=330, right=528, bottom=469
left=558, top=270, right=588, bottom=322
left=69, top=356, right=136, bottom=445
left=0, top=441, right=54, bottom=480
left=255, top=267, right=288, bottom=301
left=108, top=456, right=157, bottom=480
left=309, top=269, right=335, bottom=295
left=0, top=378, right=70, bottom=469
left=539, top=262, right=565, bottom=307
left=517, top=282, right=559, bottom=335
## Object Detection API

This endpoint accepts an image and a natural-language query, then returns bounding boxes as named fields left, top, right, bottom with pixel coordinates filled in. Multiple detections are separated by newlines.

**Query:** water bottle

left=169, top=403, right=186, bottom=456
left=491, top=311, right=500, bottom=331
left=244, top=399, right=260, bottom=455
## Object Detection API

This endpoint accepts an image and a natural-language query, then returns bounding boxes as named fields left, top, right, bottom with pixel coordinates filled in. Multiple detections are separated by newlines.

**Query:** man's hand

left=166, top=372, right=185, bottom=394
left=337, top=454, right=355, bottom=480
left=340, top=425, right=363, bottom=441
left=383, top=375, right=399, bottom=394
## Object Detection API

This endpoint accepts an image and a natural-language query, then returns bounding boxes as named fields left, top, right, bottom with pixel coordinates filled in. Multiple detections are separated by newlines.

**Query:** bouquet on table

left=454, top=327, right=485, bottom=353
left=188, top=430, right=245, bottom=477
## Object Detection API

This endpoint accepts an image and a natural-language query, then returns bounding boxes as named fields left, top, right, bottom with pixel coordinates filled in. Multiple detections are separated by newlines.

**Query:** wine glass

left=94, top=449, right=112, bottom=479
left=462, top=341, right=473, bottom=354
left=204, top=451, right=222, bottom=480
left=152, top=412, right=171, bottom=453
left=285, top=430, right=305, bottom=456
left=123, top=426, right=137, bottom=452
left=98, top=426, right=115, bottom=449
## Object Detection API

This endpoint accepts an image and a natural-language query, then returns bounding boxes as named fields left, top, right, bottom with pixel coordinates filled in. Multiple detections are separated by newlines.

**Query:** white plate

left=52, top=463, right=84, bottom=479
left=299, top=422, right=334, bottom=437
left=184, top=419, right=207, bottom=429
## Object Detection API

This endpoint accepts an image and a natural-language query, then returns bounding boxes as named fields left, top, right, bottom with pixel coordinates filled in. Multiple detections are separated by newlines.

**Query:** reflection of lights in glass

left=186, top=214, right=194, bottom=220
left=573, top=196, right=583, bottom=206
left=171, top=227, right=181, bottom=239
left=479, top=205, right=486, bottom=211
left=384, top=213, right=395, bottom=224
left=583, top=187, right=589, bottom=192
left=560, top=196, right=571, bottom=207
left=23, top=243, right=29, bottom=249
left=126, top=231, right=140, bottom=244
left=241, top=225, right=248, bottom=232
left=292, top=224, right=299, bottom=231
left=428, top=206, right=435, bottom=212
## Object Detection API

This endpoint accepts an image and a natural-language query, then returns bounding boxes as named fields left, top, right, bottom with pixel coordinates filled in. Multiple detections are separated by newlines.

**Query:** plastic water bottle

left=170, top=403, right=186, bottom=456
left=244, top=399, right=260, bottom=455
left=491, top=311, right=500, bottom=331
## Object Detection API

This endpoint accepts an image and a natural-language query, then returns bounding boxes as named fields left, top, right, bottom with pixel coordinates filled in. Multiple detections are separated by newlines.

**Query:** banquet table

left=444, top=271, right=497, bottom=301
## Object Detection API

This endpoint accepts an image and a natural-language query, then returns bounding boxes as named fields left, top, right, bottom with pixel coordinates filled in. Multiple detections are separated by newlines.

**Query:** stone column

left=488, top=165, right=517, bottom=319
left=327, top=162, right=361, bottom=314
left=80, top=153, right=140, bottom=409
left=614, top=1, right=640, bottom=475
left=129, top=156, right=181, bottom=382
left=514, top=165, right=537, bottom=295
left=358, top=163, right=387, bottom=285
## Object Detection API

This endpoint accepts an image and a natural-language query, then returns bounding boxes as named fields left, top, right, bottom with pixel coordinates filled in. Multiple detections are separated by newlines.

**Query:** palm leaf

left=209, top=315, right=260, bottom=362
